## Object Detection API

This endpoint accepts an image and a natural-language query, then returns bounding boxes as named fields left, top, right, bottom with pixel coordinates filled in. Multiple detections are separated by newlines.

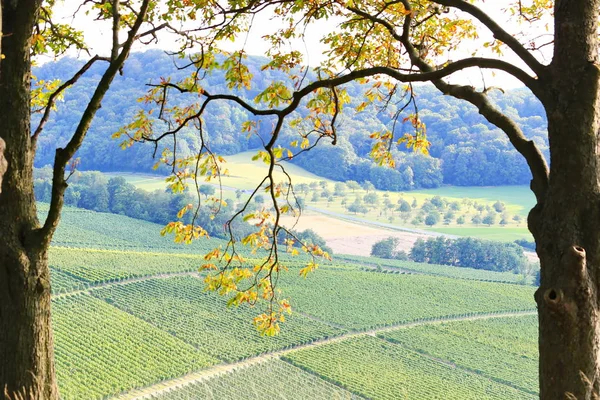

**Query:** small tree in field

left=482, top=213, right=496, bottom=226
left=371, top=237, right=399, bottom=259
left=199, top=184, right=216, bottom=199
left=346, top=180, right=361, bottom=192
left=425, top=212, right=440, bottom=226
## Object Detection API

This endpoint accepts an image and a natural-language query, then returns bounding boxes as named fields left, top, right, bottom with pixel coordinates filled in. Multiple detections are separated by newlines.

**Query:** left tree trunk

left=0, top=3, right=59, bottom=399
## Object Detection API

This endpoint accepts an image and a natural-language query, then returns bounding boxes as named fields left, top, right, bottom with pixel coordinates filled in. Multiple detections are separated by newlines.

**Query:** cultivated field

left=48, top=206, right=539, bottom=399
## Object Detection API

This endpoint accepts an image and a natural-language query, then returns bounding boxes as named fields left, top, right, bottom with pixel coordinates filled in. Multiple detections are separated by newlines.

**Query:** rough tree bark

left=532, top=1, right=600, bottom=398
left=0, top=138, right=7, bottom=191
left=0, top=3, right=58, bottom=399
left=0, top=1, right=150, bottom=398
left=401, top=1, right=600, bottom=397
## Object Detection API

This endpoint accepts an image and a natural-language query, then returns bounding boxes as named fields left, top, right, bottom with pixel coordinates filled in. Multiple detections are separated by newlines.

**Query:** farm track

left=111, top=309, right=536, bottom=400
left=51, top=271, right=200, bottom=299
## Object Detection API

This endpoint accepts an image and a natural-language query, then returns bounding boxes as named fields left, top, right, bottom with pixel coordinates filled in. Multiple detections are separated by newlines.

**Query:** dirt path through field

left=112, top=309, right=536, bottom=400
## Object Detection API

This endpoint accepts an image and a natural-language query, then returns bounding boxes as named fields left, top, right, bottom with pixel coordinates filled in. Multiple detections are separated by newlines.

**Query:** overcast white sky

left=48, top=1, right=552, bottom=90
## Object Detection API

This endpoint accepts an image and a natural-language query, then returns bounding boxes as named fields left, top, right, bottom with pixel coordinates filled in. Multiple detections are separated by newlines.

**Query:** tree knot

left=544, top=287, right=563, bottom=305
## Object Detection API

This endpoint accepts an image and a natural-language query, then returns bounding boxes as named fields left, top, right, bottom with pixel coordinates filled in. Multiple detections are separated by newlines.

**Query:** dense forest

left=34, top=50, right=548, bottom=189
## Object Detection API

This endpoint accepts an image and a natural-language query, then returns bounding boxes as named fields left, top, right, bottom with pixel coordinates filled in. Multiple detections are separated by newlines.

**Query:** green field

left=103, top=152, right=535, bottom=242
left=412, top=185, right=534, bottom=216
left=46, top=204, right=540, bottom=399
left=106, top=151, right=330, bottom=192
left=283, top=335, right=535, bottom=400
left=53, top=295, right=216, bottom=399
left=148, top=359, right=361, bottom=400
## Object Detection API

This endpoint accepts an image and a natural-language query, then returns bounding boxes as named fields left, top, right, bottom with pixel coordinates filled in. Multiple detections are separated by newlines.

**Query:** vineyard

left=378, top=316, right=538, bottom=393
left=52, top=295, right=217, bottom=399
left=49, top=267, right=90, bottom=294
left=42, top=204, right=227, bottom=252
left=50, top=247, right=205, bottom=285
left=281, top=269, right=535, bottom=330
left=283, top=335, right=535, bottom=399
left=44, top=205, right=541, bottom=399
left=92, top=276, right=344, bottom=362
left=147, top=359, right=362, bottom=400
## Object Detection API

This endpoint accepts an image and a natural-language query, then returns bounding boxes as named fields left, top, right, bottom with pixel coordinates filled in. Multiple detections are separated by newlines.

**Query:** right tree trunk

left=534, top=1, right=600, bottom=396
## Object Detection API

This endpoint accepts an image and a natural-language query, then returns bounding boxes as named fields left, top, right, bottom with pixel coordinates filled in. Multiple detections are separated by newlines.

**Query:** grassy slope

left=106, top=151, right=329, bottom=192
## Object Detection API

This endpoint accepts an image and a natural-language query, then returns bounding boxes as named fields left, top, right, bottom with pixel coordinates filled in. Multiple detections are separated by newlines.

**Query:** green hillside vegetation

left=283, top=335, right=535, bottom=400
left=103, top=152, right=533, bottom=218
left=379, top=316, right=538, bottom=394
left=53, top=162, right=533, bottom=242
left=46, top=205, right=538, bottom=399
left=148, top=359, right=362, bottom=400
left=34, top=51, right=547, bottom=190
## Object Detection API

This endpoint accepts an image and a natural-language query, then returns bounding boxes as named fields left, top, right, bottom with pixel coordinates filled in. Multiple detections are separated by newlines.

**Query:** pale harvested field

left=280, top=212, right=539, bottom=263
left=280, top=213, right=431, bottom=256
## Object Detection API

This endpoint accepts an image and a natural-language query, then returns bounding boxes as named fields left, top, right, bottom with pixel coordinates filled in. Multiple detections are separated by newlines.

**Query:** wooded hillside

left=34, top=50, right=548, bottom=189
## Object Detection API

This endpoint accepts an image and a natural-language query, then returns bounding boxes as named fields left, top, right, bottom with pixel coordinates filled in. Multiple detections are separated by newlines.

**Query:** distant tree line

left=370, top=235, right=528, bottom=273
left=410, top=237, right=527, bottom=273
left=34, top=168, right=252, bottom=240
left=34, top=168, right=331, bottom=252
left=33, top=51, right=549, bottom=190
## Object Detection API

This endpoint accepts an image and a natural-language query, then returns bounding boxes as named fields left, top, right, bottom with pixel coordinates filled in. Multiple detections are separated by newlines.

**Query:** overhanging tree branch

left=397, top=0, right=549, bottom=205
left=31, top=55, right=110, bottom=147
left=431, top=0, right=546, bottom=77
left=40, top=0, right=152, bottom=244
left=151, top=57, right=539, bottom=124
left=347, top=4, right=539, bottom=91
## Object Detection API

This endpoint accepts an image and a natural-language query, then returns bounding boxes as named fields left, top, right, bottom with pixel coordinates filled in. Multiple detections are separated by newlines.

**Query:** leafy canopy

left=34, top=0, right=553, bottom=334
